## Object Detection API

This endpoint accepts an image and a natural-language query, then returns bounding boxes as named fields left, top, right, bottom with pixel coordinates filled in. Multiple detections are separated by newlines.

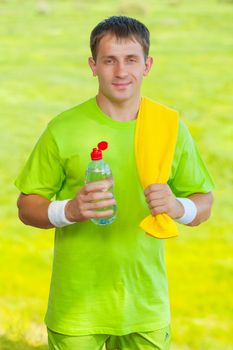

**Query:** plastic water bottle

left=85, top=141, right=117, bottom=225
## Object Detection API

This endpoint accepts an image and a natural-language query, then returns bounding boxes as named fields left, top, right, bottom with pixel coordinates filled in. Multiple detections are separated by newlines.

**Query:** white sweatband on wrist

left=175, top=197, right=197, bottom=225
left=48, top=199, right=75, bottom=227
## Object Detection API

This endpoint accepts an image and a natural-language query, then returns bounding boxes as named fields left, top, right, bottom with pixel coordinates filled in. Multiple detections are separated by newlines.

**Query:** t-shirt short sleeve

left=15, top=126, right=65, bottom=200
left=168, top=119, right=215, bottom=197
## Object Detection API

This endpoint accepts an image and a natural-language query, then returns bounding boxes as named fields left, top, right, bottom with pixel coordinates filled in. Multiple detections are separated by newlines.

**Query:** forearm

left=186, top=192, right=213, bottom=226
left=17, top=179, right=115, bottom=229
left=144, top=184, right=214, bottom=228
left=17, top=193, right=54, bottom=229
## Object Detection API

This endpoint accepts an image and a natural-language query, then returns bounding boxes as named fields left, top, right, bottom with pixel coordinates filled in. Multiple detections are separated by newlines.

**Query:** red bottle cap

left=98, top=141, right=108, bottom=151
left=90, top=141, right=108, bottom=160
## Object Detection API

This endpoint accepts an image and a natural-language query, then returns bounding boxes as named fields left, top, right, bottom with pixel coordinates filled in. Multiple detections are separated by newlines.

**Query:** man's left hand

left=144, top=184, right=184, bottom=219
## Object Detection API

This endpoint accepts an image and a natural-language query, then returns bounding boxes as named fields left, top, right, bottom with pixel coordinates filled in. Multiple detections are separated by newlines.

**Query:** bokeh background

left=0, top=0, right=233, bottom=349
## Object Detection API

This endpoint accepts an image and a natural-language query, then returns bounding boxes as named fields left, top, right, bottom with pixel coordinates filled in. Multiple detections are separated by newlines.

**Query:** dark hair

left=90, top=16, right=150, bottom=61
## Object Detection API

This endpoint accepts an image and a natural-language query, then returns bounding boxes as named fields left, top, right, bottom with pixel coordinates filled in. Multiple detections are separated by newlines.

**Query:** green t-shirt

left=15, top=97, right=214, bottom=336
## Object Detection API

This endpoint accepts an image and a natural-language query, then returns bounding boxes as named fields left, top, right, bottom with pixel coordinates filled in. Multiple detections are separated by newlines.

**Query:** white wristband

left=175, top=197, right=197, bottom=225
left=48, top=199, right=75, bottom=227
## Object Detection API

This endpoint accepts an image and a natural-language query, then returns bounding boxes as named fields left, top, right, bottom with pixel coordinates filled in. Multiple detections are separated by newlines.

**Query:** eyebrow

left=101, top=54, right=140, bottom=59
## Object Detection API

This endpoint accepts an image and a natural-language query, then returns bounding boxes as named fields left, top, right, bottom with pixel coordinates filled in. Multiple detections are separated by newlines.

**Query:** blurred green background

left=0, top=0, right=233, bottom=349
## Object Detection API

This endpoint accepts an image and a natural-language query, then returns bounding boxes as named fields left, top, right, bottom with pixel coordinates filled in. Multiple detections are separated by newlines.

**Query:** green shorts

left=47, top=325, right=171, bottom=350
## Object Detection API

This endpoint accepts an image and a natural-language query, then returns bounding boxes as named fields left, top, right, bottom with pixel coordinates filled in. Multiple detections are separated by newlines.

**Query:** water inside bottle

left=91, top=184, right=117, bottom=225
left=91, top=181, right=117, bottom=225
left=85, top=169, right=116, bottom=225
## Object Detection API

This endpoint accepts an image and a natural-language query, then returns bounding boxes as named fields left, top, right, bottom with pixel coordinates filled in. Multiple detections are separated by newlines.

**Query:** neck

left=96, top=94, right=141, bottom=122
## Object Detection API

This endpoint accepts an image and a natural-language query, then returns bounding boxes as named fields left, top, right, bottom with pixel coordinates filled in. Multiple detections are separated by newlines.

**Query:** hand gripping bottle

left=85, top=141, right=117, bottom=225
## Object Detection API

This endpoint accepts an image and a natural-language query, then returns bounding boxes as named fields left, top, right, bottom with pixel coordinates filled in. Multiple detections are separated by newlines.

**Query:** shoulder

left=143, top=97, right=178, bottom=116
left=177, top=118, right=194, bottom=147
left=143, top=97, right=192, bottom=143
left=48, top=97, right=96, bottom=131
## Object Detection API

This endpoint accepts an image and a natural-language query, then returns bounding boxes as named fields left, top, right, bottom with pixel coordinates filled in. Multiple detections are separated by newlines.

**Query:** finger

left=84, top=209, right=114, bottom=219
left=82, top=198, right=116, bottom=210
left=146, top=192, right=165, bottom=203
left=151, top=205, right=167, bottom=216
left=83, top=178, right=113, bottom=194
left=148, top=198, right=165, bottom=209
left=144, top=183, right=166, bottom=196
left=84, top=191, right=114, bottom=202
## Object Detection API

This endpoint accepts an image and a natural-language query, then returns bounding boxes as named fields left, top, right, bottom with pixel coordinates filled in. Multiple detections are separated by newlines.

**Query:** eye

left=127, top=57, right=137, bottom=63
left=104, top=58, right=114, bottom=64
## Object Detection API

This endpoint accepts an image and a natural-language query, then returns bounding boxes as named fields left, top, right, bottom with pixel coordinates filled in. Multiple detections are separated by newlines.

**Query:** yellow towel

left=135, top=97, right=179, bottom=239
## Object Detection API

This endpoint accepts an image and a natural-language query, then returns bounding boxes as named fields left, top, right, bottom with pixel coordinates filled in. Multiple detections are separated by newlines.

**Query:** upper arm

left=15, top=127, right=65, bottom=200
left=17, top=193, right=50, bottom=210
left=168, top=120, right=215, bottom=197
left=17, top=192, right=52, bottom=228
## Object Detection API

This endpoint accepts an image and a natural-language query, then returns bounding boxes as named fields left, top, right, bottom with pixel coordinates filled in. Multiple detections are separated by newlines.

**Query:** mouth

left=112, top=82, right=131, bottom=89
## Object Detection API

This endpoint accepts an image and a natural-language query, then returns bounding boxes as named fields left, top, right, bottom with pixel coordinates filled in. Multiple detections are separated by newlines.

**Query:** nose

left=115, top=62, right=128, bottom=79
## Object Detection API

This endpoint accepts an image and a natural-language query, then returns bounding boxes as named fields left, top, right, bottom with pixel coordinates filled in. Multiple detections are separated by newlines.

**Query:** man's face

left=89, top=34, right=153, bottom=104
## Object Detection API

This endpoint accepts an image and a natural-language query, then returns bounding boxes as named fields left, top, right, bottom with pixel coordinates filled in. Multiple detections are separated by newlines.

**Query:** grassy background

left=0, top=0, right=233, bottom=349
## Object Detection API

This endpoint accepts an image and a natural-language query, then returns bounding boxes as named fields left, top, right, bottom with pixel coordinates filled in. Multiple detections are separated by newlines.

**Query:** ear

left=88, top=57, right=97, bottom=76
left=143, top=56, right=153, bottom=76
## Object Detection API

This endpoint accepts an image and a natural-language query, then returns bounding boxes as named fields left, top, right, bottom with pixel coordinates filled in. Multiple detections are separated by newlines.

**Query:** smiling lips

left=112, top=82, right=131, bottom=89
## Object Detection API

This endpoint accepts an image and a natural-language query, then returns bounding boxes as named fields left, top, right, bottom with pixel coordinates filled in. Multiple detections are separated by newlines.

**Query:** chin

left=110, top=92, right=133, bottom=103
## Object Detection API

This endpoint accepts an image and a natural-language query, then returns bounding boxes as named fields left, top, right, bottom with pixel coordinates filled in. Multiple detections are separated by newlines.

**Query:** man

left=15, top=16, right=214, bottom=350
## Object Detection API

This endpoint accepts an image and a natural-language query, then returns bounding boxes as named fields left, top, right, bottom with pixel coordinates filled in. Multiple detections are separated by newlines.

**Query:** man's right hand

left=65, top=179, right=116, bottom=223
